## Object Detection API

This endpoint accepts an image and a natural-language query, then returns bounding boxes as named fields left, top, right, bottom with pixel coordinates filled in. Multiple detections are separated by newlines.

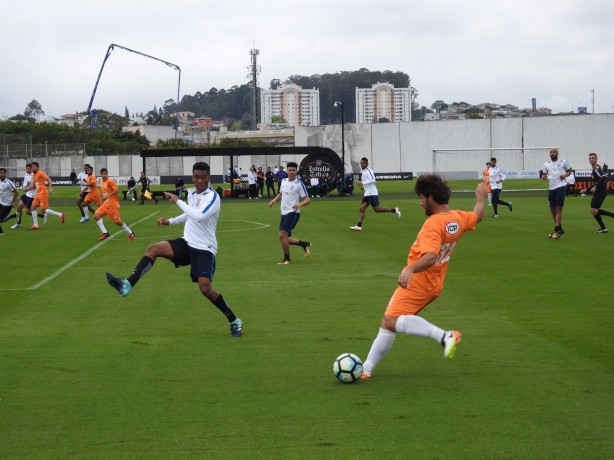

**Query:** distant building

left=260, top=83, right=320, bottom=127
left=57, top=113, right=87, bottom=127
left=355, top=82, right=412, bottom=123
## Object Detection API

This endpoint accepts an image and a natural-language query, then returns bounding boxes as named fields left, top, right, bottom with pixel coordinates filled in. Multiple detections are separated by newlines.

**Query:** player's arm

left=294, top=195, right=311, bottom=210
left=268, top=193, right=281, bottom=207
left=11, top=186, right=19, bottom=207
left=473, top=183, right=488, bottom=222
left=397, top=253, right=438, bottom=289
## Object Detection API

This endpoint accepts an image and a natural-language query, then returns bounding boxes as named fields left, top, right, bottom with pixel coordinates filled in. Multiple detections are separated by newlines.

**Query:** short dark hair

left=0, top=167, right=6, bottom=173
left=100, top=168, right=108, bottom=174
left=589, top=152, right=598, bottom=158
left=26, top=163, right=32, bottom=167
left=415, top=174, right=451, bottom=205
left=287, top=162, right=298, bottom=169
left=361, top=157, right=369, bottom=163
left=193, top=162, right=210, bottom=173
left=490, top=157, right=496, bottom=162
left=31, top=161, right=39, bottom=167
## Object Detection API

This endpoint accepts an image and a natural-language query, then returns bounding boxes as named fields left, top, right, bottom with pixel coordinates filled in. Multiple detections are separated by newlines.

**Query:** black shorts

left=79, top=190, right=88, bottom=200
left=591, top=187, right=607, bottom=209
left=361, top=195, right=380, bottom=207
left=548, top=186, right=567, bottom=208
left=168, top=238, right=216, bottom=282
left=279, top=212, right=301, bottom=236
left=0, top=204, right=11, bottom=221
left=20, top=194, right=34, bottom=208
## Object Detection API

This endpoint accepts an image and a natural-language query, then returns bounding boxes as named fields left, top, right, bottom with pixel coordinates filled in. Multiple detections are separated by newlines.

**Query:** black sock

left=127, top=256, right=155, bottom=286
left=8, top=213, right=16, bottom=220
left=38, top=213, right=45, bottom=218
left=212, top=294, right=237, bottom=323
left=598, top=209, right=614, bottom=218
left=595, top=214, right=606, bottom=229
left=298, top=240, right=310, bottom=248
left=390, top=208, right=396, bottom=213
left=284, top=253, right=290, bottom=261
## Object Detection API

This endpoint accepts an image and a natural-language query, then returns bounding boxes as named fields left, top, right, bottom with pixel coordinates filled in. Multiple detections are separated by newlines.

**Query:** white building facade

left=260, top=84, right=320, bottom=127
left=355, top=82, right=412, bottom=123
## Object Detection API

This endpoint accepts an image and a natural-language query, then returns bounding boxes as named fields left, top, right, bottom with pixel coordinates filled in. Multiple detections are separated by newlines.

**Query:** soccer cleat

left=43, top=214, right=48, bottom=225
left=30, top=225, right=40, bottom=230
left=508, top=202, right=513, bottom=212
left=230, top=318, right=243, bottom=338
left=128, top=232, right=135, bottom=241
left=80, top=217, right=89, bottom=223
left=59, top=213, right=65, bottom=224
left=106, top=272, right=132, bottom=297
left=492, top=214, right=498, bottom=218
left=99, top=232, right=110, bottom=240
left=596, top=228, right=608, bottom=234
left=11, top=223, right=21, bottom=229
left=442, top=330, right=462, bottom=358
left=303, top=242, right=311, bottom=257
left=395, top=207, right=402, bottom=218
left=350, top=225, right=362, bottom=231
left=359, top=372, right=372, bottom=380
left=277, top=259, right=291, bottom=265
left=552, top=229, right=565, bottom=239
left=548, top=228, right=557, bottom=238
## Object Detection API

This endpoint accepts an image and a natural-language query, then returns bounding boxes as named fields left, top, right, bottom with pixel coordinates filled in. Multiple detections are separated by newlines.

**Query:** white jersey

left=77, top=171, right=89, bottom=191
left=168, top=186, right=220, bottom=254
left=0, top=178, right=17, bottom=205
left=23, top=172, right=36, bottom=198
left=279, top=177, right=308, bottom=215
left=360, top=167, right=378, bottom=196
left=543, top=159, right=572, bottom=190
left=247, top=170, right=257, bottom=185
left=488, top=166, right=507, bottom=190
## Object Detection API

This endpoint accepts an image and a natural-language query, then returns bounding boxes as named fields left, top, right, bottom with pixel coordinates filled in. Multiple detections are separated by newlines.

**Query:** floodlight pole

left=334, top=101, right=345, bottom=172
left=86, top=43, right=181, bottom=137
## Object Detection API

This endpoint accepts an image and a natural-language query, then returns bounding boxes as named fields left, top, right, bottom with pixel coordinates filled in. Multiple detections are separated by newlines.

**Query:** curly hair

left=414, top=174, right=451, bottom=204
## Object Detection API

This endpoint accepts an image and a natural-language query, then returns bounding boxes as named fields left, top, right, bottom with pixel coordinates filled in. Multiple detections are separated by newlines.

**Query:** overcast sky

left=2, top=0, right=613, bottom=119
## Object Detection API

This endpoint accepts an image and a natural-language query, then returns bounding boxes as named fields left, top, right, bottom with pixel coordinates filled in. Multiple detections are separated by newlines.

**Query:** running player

left=350, top=157, right=401, bottom=231
left=587, top=152, right=614, bottom=233
left=542, top=148, right=573, bottom=239
left=9, top=163, right=45, bottom=229
left=25, top=161, right=64, bottom=229
left=94, top=168, right=134, bottom=240
left=268, top=161, right=311, bottom=264
left=361, top=174, right=487, bottom=379
left=0, top=168, right=19, bottom=235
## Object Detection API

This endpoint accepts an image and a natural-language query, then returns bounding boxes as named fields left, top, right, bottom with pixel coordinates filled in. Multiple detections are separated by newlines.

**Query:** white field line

left=1, top=217, right=270, bottom=291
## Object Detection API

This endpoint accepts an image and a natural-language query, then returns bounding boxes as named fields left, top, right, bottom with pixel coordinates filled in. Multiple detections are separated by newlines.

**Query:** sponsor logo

left=445, top=222, right=459, bottom=235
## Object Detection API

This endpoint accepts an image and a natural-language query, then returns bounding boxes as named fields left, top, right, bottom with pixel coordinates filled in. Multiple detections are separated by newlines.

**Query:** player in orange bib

left=479, top=161, right=492, bottom=205
left=83, top=165, right=102, bottom=211
left=361, top=174, right=487, bottom=379
left=26, top=161, right=64, bottom=229
left=94, top=168, right=134, bottom=241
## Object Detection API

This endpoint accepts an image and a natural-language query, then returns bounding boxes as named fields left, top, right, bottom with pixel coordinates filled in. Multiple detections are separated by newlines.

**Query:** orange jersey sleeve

left=406, top=210, right=478, bottom=290
left=101, top=178, right=120, bottom=207
left=34, top=170, right=50, bottom=194
left=86, top=175, right=101, bottom=197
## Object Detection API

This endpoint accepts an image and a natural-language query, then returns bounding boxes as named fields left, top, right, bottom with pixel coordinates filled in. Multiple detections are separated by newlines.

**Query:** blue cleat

left=230, top=318, right=243, bottom=338
left=106, top=272, right=132, bottom=297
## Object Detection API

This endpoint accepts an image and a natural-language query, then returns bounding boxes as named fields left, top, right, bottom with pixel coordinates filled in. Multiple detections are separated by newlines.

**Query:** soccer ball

left=333, top=353, right=363, bottom=383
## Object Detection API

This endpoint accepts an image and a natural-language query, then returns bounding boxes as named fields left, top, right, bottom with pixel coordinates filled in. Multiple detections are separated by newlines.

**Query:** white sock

left=96, top=219, right=107, bottom=233
left=45, top=209, right=62, bottom=217
left=396, top=315, right=445, bottom=342
left=32, top=212, right=38, bottom=226
left=363, top=328, right=396, bottom=376
left=83, top=207, right=89, bottom=218
left=121, top=223, right=132, bottom=234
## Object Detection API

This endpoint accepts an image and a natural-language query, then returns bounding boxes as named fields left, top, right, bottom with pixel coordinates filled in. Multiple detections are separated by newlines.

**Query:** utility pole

left=248, top=48, right=260, bottom=130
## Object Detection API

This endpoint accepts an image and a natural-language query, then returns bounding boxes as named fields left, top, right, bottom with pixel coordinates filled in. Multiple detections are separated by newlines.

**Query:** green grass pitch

left=1, top=180, right=613, bottom=458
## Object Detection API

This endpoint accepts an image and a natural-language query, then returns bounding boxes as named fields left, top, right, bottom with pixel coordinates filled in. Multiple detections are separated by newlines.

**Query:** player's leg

left=350, top=200, right=369, bottom=231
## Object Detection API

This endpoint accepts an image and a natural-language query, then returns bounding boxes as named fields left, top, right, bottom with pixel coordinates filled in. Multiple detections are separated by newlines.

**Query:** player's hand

left=268, top=200, right=275, bottom=208
left=397, top=268, right=413, bottom=289
left=156, top=217, right=170, bottom=226
left=164, top=192, right=178, bottom=203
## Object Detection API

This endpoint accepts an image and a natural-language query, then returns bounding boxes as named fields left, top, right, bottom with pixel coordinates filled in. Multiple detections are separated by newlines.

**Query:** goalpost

left=432, top=147, right=555, bottom=173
